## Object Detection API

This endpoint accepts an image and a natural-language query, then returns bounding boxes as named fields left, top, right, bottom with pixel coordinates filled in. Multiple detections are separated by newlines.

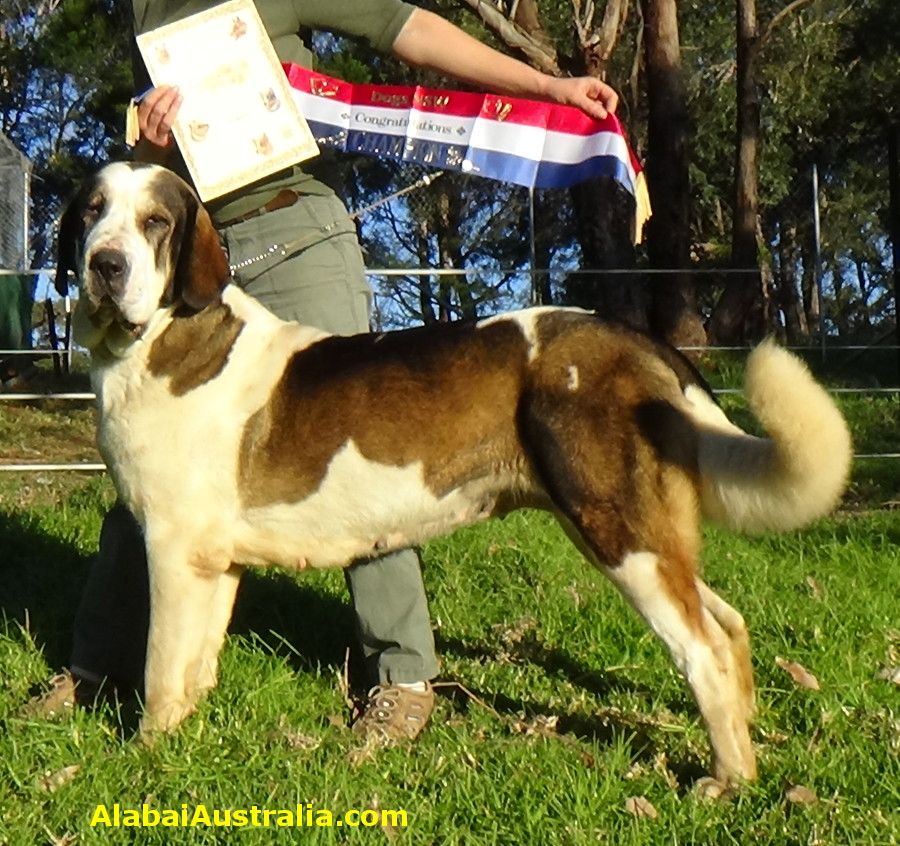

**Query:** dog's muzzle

left=88, top=247, right=129, bottom=300
left=81, top=248, right=143, bottom=338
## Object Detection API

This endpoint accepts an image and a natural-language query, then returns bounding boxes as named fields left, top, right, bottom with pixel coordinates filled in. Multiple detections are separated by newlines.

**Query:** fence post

left=887, top=123, right=900, bottom=399
left=528, top=187, right=538, bottom=306
left=811, top=163, right=825, bottom=362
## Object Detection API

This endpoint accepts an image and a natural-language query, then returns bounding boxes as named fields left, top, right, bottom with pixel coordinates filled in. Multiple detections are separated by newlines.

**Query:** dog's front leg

left=140, top=537, right=233, bottom=737
left=193, top=564, right=244, bottom=696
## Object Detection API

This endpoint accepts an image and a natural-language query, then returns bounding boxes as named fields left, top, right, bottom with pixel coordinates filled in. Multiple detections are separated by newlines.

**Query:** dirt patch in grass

left=0, top=402, right=97, bottom=462
left=0, top=362, right=104, bottom=508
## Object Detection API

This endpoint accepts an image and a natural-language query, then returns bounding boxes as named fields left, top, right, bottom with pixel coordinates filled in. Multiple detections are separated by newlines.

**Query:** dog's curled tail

left=688, top=338, right=852, bottom=533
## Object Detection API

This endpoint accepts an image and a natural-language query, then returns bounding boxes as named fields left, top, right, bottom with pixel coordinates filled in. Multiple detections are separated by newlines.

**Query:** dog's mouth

left=72, top=293, right=147, bottom=353
left=87, top=296, right=144, bottom=338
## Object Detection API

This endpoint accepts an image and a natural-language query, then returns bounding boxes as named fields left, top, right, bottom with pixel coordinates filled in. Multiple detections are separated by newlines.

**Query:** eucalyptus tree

left=0, top=0, right=131, bottom=266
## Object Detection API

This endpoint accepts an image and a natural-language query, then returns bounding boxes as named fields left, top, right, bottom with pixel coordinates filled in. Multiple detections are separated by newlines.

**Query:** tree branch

left=455, top=0, right=562, bottom=75
left=759, top=0, right=816, bottom=50
left=595, top=0, right=628, bottom=64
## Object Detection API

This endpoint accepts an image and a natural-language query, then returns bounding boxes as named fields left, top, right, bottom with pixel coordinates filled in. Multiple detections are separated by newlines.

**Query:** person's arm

left=390, top=8, right=618, bottom=120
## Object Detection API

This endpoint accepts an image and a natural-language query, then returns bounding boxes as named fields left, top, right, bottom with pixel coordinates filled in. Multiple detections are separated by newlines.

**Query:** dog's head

left=55, top=162, right=230, bottom=341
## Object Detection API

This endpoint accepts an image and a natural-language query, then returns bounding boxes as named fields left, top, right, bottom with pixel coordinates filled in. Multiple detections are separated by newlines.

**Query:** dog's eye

left=145, top=214, right=170, bottom=231
left=84, top=198, right=104, bottom=220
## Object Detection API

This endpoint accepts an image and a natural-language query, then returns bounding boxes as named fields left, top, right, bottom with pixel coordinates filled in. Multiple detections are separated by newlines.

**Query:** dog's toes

left=694, top=776, right=739, bottom=801
left=138, top=722, right=162, bottom=748
left=138, top=701, right=196, bottom=743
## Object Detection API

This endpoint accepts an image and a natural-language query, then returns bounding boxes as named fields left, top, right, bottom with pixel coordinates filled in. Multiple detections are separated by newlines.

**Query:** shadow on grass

left=434, top=630, right=709, bottom=788
left=433, top=674, right=707, bottom=790
left=1, top=507, right=713, bottom=784
left=437, top=629, right=649, bottom=701
left=229, top=570, right=356, bottom=679
left=0, top=507, right=356, bottom=727
left=0, top=500, right=410, bottom=705
left=0, top=509, right=90, bottom=671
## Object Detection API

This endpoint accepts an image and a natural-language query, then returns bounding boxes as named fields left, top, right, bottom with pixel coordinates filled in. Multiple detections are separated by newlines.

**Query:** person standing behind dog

left=31, top=0, right=619, bottom=744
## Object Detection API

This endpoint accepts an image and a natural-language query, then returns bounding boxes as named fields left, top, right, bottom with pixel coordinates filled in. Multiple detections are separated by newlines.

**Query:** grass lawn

left=1, top=360, right=899, bottom=844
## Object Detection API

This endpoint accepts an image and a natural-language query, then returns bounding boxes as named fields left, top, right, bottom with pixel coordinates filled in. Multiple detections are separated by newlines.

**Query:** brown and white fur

left=56, top=162, right=852, bottom=794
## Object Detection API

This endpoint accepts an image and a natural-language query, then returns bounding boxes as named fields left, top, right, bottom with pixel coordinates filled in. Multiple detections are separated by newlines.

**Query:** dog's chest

left=90, top=304, right=317, bottom=520
left=92, top=357, right=247, bottom=521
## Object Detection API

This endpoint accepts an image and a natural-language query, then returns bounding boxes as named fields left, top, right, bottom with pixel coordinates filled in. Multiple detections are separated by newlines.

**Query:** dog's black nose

left=89, top=248, right=128, bottom=292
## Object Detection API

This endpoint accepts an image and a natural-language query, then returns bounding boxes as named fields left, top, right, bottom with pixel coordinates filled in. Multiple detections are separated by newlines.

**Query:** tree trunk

left=457, top=0, right=560, bottom=75
left=705, top=0, right=819, bottom=342
left=856, top=260, right=872, bottom=328
left=800, top=259, right=820, bottom=337
left=414, top=220, right=438, bottom=324
left=574, top=0, right=629, bottom=77
left=640, top=0, right=706, bottom=348
left=511, top=0, right=555, bottom=56
left=532, top=189, right=555, bottom=305
left=706, top=0, right=763, bottom=344
left=435, top=188, right=476, bottom=320
left=567, top=176, right=647, bottom=329
left=774, top=217, right=809, bottom=343
left=566, top=1, right=643, bottom=326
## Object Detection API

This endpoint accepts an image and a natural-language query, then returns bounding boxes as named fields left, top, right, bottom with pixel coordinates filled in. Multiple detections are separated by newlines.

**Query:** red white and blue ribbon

left=283, top=65, right=650, bottom=242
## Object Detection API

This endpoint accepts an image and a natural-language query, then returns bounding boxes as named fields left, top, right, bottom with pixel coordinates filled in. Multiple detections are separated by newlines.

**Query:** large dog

left=56, top=162, right=851, bottom=794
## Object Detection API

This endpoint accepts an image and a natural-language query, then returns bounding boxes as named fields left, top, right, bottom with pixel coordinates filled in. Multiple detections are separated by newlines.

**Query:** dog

left=55, top=162, right=851, bottom=795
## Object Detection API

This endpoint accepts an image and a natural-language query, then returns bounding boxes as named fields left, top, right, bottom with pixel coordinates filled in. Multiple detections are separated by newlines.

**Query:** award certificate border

left=136, top=0, right=319, bottom=201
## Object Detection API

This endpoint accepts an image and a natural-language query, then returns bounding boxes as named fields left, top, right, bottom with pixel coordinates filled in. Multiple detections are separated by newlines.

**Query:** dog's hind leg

left=696, top=577, right=755, bottom=724
left=520, top=376, right=755, bottom=790
left=599, top=546, right=757, bottom=793
left=140, top=542, right=234, bottom=736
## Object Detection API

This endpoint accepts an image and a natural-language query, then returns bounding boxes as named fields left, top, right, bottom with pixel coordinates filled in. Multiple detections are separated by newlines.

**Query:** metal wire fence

left=0, top=153, right=896, bottom=472
left=0, top=134, right=30, bottom=273
left=1, top=265, right=898, bottom=473
left=0, top=133, right=34, bottom=365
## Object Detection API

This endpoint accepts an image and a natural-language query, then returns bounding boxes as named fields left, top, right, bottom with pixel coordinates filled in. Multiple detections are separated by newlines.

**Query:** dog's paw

left=694, top=776, right=739, bottom=801
left=138, top=722, right=162, bottom=749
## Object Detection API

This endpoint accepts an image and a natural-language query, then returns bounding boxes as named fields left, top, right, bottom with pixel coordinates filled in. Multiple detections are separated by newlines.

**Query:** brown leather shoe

left=19, top=669, right=102, bottom=718
left=351, top=683, right=434, bottom=746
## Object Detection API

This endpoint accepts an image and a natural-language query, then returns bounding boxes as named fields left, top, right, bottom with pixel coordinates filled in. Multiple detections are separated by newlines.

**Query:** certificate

left=136, top=0, right=319, bottom=201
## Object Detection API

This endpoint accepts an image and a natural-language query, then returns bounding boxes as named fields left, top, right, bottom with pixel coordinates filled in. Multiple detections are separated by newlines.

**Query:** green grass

left=1, top=485, right=899, bottom=844
left=1, top=356, right=899, bottom=844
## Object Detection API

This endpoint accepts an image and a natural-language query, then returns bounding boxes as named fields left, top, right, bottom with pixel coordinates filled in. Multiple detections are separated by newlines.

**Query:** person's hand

left=544, top=76, right=619, bottom=121
left=137, top=85, right=183, bottom=150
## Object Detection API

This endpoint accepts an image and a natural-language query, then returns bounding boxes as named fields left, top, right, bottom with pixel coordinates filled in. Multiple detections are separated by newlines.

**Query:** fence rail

left=2, top=267, right=898, bottom=472
left=2, top=374, right=898, bottom=472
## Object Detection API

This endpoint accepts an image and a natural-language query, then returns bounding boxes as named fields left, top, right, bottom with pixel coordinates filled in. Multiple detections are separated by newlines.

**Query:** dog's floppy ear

left=172, top=185, right=231, bottom=312
left=54, top=183, right=89, bottom=296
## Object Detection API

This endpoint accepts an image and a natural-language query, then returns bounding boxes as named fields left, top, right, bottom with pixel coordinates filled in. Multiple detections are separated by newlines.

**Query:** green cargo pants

left=71, top=193, right=439, bottom=689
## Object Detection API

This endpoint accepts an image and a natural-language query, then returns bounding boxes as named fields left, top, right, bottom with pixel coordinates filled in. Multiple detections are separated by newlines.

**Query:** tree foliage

left=1, top=0, right=131, bottom=266
left=686, top=0, right=897, bottom=341
left=0, top=0, right=894, bottom=342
